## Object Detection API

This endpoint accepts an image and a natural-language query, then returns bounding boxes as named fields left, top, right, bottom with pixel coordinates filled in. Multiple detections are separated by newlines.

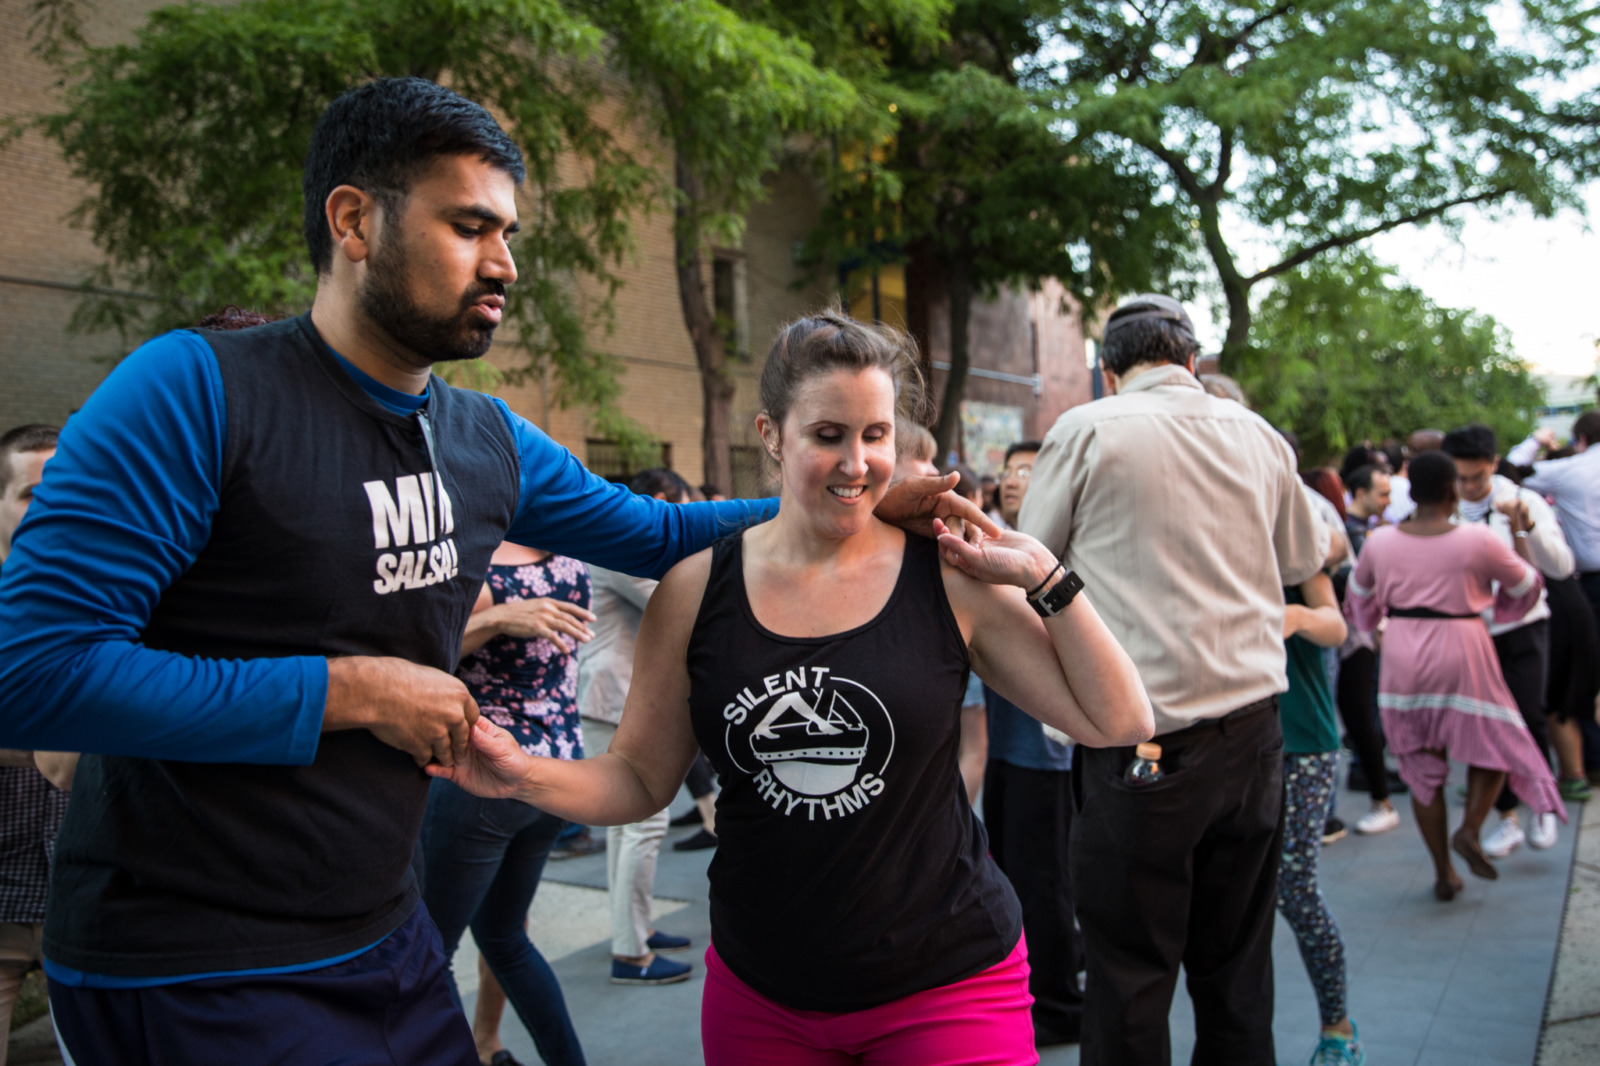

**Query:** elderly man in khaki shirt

left=1019, top=294, right=1326, bottom=1066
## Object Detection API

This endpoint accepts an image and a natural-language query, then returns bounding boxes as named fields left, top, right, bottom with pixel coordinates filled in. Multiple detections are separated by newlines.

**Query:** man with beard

left=0, top=78, right=986, bottom=1065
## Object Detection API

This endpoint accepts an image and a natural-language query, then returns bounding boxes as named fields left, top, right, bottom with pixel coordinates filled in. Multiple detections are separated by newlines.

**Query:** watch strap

left=1029, top=569, right=1083, bottom=618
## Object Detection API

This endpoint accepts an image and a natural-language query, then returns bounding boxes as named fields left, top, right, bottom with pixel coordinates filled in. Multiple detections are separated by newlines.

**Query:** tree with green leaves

left=9, top=0, right=671, bottom=446
left=589, top=0, right=918, bottom=493
left=809, top=1, right=1193, bottom=457
left=1041, top=0, right=1600, bottom=361
left=1231, top=252, right=1543, bottom=463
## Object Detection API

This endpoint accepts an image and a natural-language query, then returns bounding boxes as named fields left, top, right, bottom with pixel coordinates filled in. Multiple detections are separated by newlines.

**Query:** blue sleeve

left=494, top=400, right=778, bottom=578
left=0, top=332, right=325, bottom=764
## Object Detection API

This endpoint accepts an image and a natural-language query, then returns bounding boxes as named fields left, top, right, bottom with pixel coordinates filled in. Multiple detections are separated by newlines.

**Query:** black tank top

left=687, top=531, right=1022, bottom=1012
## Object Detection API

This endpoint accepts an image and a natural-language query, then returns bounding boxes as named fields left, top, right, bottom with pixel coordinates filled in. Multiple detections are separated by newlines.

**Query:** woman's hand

left=489, top=599, right=596, bottom=645
left=1283, top=604, right=1309, bottom=639
left=426, top=718, right=534, bottom=800
left=933, top=519, right=1057, bottom=591
left=876, top=473, right=1000, bottom=545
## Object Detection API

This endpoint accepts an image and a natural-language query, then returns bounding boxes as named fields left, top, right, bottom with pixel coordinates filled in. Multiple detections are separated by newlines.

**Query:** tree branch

left=1143, top=140, right=1207, bottom=205
left=1247, top=187, right=1513, bottom=286
left=1210, top=127, right=1234, bottom=196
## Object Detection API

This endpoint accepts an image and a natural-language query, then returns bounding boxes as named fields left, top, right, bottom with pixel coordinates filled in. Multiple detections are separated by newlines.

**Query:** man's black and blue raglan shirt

left=0, top=314, right=775, bottom=982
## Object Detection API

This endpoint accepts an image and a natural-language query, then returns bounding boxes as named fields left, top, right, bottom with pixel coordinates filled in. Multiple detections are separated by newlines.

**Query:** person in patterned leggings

left=1279, top=570, right=1366, bottom=1066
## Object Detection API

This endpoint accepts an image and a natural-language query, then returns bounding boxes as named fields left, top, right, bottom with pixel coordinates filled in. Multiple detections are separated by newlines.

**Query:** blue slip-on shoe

left=1309, top=1023, right=1365, bottom=1066
left=610, top=955, right=693, bottom=986
left=646, top=930, right=692, bottom=953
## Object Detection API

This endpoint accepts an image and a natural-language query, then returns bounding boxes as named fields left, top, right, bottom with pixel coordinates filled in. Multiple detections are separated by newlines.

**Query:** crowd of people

left=0, top=74, right=1596, bottom=1066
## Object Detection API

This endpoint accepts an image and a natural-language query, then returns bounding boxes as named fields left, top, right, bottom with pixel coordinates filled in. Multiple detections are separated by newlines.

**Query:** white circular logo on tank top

left=721, top=666, right=894, bottom=821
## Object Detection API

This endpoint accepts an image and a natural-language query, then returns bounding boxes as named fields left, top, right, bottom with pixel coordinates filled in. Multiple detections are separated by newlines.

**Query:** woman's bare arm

left=429, top=552, right=706, bottom=826
left=1284, top=572, right=1346, bottom=648
left=939, top=524, right=1152, bottom=748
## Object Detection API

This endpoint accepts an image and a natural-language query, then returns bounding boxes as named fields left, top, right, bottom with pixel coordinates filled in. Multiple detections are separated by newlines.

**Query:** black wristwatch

left=1028, top=568, right=1084, bottom=618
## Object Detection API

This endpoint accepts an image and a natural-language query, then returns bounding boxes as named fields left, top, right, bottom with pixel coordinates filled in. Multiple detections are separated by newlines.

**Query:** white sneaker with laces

left=1528, top=811, right=1558, bottom=850
left=1483, top=814, right=1524, bottom=858
left=1354, top=803, right=1400, bottom=835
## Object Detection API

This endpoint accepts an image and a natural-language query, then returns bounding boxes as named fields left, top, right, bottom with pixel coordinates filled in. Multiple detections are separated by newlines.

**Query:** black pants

left=982, top=759, right=1083, bottom=1040
left=1072, top=698, right=1284, bottom=1066
left=1580, top=573, right=1600, bottom=770
left=1492, top=620, right=1552, bottom=811
left=1334, top=646, right=1388, bottom=801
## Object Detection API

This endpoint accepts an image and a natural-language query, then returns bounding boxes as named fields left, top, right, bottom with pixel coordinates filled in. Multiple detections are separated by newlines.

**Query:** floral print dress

left=457, top=554, right=591, bottom=761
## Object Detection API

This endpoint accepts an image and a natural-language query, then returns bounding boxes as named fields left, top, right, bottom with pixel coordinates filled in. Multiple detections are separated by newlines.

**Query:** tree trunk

left=1220, top=275, right=1252, bottom=367
left=932, top=256, right=973, bottom=462
left=903, top=238, right=939, bottom=392
left=1192, top=195, right=1254, bottom=367
left=674, top=154, right=735, bottom=494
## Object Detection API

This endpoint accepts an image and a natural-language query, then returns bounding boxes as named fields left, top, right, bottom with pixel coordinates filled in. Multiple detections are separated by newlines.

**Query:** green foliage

left=1232, top=252, right=1544, bottom=465
left=13, top=0, right=660, bottom=445
left=808, top=1, right=1195, bottom=307
left=1039, top=0, right=1600, bottom=355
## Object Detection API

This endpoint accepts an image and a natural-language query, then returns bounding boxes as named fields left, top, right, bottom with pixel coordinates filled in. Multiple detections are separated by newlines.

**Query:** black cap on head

left=1100, top=294, right=1200, bottom=376
left=1103, top=294, right=1196, bottom=344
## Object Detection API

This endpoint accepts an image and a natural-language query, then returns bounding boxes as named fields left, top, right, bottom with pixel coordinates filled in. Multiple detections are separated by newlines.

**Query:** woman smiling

left=431, top=310, right=1152, bottom=1064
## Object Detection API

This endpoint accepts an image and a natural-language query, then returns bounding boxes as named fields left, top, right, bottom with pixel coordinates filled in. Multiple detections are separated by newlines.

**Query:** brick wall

left=0, top=0, right=169, bottom=430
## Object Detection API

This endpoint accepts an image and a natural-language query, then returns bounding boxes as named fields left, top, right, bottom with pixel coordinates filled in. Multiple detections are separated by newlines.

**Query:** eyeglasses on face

left=1000, top=466, right=1032, bottom=482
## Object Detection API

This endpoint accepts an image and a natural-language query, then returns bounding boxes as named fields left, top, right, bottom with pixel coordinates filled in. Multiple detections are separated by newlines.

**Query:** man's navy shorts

left=49, top=905, right=477, bottom=1066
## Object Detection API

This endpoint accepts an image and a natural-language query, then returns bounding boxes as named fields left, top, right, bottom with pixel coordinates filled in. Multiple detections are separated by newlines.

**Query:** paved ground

left=1538, top=794, right=1600, bottom=1064
left=463, top=754, right=1584, bottom=1066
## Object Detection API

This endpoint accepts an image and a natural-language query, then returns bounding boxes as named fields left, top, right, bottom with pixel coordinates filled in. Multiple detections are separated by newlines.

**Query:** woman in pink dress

left=1345, top=451, right=1564, bottom=901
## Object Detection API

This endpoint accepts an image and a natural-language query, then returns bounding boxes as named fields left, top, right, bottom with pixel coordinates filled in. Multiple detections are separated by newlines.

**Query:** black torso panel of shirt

left=45, top=315, right=521, bottom=976
left=686, top=532, right=1021, bottom=1012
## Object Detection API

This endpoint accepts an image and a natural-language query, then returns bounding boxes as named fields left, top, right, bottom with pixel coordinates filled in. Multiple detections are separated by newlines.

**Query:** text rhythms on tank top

left=687, top=532, right=1022, bottom=1013
left=457, top=556, right=591, bottom=760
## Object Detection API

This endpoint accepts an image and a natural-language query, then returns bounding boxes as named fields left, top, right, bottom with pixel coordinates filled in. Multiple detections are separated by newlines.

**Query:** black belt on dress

left=1387, top=606, right=1480, bottom=620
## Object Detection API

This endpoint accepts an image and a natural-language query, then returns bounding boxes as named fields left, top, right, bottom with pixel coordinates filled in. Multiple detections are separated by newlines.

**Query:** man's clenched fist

left=323, top=657, right=481, bottom=767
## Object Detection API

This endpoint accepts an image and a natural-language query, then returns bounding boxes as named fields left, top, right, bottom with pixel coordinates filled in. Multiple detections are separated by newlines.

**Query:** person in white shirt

left=1442, top=425, right=1577, bottom=857
left=1512, top=412, right=1600, bottom=787
left=576, top=469, right=700, bottom=986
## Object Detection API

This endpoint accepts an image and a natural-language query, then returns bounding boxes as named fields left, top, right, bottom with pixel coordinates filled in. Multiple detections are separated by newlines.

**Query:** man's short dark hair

left=1574, top=411, right=1600, bottom=448
left=303, top=77, right=526, bottom=275
left=629, top=467, right=691, bottom=501
left=1004, top=440, right=1043, bottom=465
left=0, top=424, right=59, bottom=494
left=1339, top=445, right=1384, bottom=480
left=1345, top=464, right=1384, bottom=495
left=1440, top=424, right=1497, bottom=463
left=1100, top=295, right=1199, bottom=376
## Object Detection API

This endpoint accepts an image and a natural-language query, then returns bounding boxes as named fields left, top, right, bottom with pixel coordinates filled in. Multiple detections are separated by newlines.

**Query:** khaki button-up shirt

left=1018, top=364, right=1327, bottom=736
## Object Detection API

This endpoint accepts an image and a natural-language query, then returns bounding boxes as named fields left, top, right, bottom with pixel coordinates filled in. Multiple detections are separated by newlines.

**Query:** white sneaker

left=1483, top=815, right=1524, bottom=858
left=1354, top=803, right=1400, bottom=835
left=1528, top=811, right=1558, bottom=850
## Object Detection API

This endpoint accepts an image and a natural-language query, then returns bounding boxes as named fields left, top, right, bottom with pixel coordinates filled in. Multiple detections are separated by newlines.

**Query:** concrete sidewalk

left=464, top=755, right=1584, bottom=1066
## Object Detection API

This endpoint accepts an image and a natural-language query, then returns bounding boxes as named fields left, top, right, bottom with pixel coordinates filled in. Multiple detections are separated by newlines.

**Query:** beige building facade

left=2, top=0, right=1091, bottom=489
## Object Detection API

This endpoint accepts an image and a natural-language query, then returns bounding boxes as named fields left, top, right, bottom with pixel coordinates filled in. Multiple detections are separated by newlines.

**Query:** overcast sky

left=1188, top=184, right=1600, bottom=379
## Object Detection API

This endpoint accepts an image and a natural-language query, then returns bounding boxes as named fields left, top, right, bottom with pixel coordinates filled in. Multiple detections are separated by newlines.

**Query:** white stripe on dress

left=1378, top=691, right=1528, bottom=728
left=1506, top=564, right=1538, bottom=598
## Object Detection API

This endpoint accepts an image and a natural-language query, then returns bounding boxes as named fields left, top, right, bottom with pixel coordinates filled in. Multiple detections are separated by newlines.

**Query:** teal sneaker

left=1559, top=776, right=1593, bottom=802
left=1309, top=1023, right=1366, bottom=1066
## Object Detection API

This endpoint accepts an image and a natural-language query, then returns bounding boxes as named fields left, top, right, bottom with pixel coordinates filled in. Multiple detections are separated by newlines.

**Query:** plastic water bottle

left=1124, top=742, right=1164, bottom=785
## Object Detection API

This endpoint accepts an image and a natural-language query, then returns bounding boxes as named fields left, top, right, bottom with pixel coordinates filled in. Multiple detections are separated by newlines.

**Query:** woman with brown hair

left=431, top=310, right=1153, bottom=1064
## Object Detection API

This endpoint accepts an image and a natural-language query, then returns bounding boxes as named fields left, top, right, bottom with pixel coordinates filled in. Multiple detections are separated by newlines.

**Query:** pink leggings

left=700, top=936, right=1038, bottom=1066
